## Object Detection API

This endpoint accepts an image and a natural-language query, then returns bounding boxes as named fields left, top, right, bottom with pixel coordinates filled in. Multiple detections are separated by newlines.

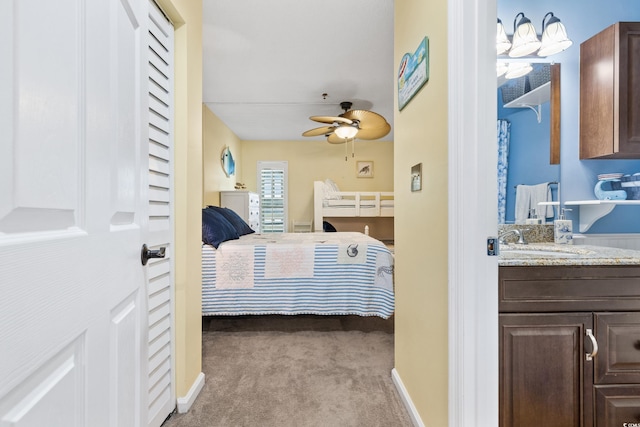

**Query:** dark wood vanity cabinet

left=500, top=313, right=594, bottom=427
left=580, top=22, right=640, bottom=159
left=499, top=266, right=640, bottom=427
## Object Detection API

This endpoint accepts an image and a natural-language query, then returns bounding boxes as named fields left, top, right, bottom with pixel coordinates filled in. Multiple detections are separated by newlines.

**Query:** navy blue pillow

left=323, top=221, right=337, bottom=232
left=202, top=208, right=239, bottom=248
left=207, top=206, right=255, bottom=236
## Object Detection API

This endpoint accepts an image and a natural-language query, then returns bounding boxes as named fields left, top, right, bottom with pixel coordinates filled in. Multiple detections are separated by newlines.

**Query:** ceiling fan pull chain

left=352, top=139, right=355, bottom=158
left=345, top=141, right=348, bottom=161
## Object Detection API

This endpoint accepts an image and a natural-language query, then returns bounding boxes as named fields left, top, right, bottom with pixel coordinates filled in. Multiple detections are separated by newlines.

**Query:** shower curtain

left=497, top=119, right=510, bottom=224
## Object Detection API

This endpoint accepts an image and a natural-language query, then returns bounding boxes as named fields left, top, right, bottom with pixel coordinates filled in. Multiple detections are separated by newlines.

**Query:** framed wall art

left=398, top=37, right=429, bottom=111
left=356, top=161, right=374, bottom=178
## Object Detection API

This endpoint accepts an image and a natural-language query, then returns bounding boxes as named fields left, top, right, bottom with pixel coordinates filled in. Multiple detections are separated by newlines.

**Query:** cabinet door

left=595, top=312, right=640, bottom=384
left=500, top=313, right=594, bottom=427
left=580, top=24, right=616, bottom=159
left=594, top=385, right=640, bottom=427
left=580, top=22, right=640, bottom=159
left=618, top=23, right=640, bottom=155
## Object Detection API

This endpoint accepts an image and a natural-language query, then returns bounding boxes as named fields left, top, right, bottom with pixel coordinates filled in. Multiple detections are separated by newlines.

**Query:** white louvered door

left=145, top=2, right=175, bottom=426
left=0, top=0, right=148, bottom=425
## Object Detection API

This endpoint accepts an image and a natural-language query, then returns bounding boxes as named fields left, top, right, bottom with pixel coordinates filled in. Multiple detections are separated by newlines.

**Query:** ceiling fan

left=302, top=101, right=391, bottom=144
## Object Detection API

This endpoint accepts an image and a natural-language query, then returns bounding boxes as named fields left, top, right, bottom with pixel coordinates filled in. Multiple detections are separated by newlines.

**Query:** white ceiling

left=202, top=0, right=394, bottom=142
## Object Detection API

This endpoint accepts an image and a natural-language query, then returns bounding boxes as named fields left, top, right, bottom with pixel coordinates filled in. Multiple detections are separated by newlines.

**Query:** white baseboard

left=391, top=368, right=425, bottom=427
left=176, top=372, right=205, bottom=413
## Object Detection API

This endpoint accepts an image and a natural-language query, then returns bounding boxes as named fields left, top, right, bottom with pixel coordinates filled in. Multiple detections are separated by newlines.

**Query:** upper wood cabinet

left=580, top=22, right=640, bottom=159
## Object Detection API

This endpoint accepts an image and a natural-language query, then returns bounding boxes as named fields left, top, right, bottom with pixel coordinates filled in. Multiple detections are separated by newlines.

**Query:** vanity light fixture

left=538, top=12, right=573, bottom=56
left=509, top=13, right=541, bottom=57
left=497, top=12, right=572, bottom=58
left=504, top=62, right=533, bottom=79
left=497, top=61, right=508, bottom=77
left=496, top=19, right=511, bottom=55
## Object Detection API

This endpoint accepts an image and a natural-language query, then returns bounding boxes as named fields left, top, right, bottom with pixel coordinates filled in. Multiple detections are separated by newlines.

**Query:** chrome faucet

left=499, top=228, right=528, bottom=245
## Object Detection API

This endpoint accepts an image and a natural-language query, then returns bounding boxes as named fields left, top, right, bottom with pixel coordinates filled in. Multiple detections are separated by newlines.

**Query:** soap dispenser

left=554, top=208, right=573, bottom=244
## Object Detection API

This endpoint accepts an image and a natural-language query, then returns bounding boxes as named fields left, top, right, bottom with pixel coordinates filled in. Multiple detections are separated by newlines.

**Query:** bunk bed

left=313, top=180, right=394, bottom=232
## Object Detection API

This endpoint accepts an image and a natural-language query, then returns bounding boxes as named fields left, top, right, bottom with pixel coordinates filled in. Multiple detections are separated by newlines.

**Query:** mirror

left=497, top=63, right=561, bottom=224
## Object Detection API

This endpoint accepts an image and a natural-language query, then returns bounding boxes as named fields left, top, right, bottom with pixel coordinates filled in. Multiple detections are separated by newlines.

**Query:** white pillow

left=324, top=179, right=342, bottom=200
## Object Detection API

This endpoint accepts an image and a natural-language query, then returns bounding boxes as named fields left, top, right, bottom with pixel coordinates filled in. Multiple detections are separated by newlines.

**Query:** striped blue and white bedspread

left=202, top=232, right=394, bottom=318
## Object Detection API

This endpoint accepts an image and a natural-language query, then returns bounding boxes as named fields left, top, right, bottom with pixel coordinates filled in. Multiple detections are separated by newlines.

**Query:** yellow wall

left=240, top=139, right=394, bottom=235
left=394, top=0, right=449, bottom=425
left=202, top=105, right=243, bottom=206
left=155, top=0, right=203, bottom=398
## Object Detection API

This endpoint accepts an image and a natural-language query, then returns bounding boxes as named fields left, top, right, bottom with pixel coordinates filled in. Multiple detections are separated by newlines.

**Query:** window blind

left=258, top=161, right=288, bottom=233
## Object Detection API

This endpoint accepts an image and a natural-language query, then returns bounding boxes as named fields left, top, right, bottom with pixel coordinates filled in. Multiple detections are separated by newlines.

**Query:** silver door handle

left=586, top=328, right=598, bottom=361
left=141, top=244, right=166, bottom=266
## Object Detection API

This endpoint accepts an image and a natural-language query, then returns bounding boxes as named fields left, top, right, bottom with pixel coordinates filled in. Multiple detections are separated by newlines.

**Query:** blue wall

left=499, top=94, right=559, bottom=223
left=498, top=0, right=640, bottom=233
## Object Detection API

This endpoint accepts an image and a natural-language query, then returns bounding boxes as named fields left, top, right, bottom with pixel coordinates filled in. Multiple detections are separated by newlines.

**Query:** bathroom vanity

left=499, top=244, right=640, bottom=427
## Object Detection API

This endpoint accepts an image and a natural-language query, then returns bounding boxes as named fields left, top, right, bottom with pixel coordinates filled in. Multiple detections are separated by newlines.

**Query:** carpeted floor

left=162, top=315, right=412, bottom=427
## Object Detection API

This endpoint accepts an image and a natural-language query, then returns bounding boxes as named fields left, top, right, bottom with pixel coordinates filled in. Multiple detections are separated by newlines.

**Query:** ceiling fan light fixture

left=509, top=12, right=541, bottom=58
left=303, top=101, right=389, bottom=144
left=334, top=124, right=358, bottom=140
left=538, top=12, right=573, bottom=57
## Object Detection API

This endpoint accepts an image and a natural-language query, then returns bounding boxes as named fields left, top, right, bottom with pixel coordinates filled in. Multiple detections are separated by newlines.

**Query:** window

left=257, top=161, right=288, bottom=233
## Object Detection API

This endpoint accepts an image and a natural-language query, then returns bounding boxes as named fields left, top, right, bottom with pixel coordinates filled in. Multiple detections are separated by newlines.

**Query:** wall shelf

left=564, top=200, right=640, bottom=232
left=503, top=82, right=551, bottom=123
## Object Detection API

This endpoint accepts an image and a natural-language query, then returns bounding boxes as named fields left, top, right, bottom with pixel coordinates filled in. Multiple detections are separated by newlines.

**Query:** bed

left=201, top=231, right=394, bottom=319
left=313, top=180, right=394, bottom=231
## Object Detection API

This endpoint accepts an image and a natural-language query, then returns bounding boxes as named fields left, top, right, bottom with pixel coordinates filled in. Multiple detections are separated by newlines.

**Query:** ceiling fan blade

left=342, top=110, right=388, bottom=129
left=354, top=123, right=391, bottom=140
left=310, top=115, right=353, bottom=125
left=302, top=125, right=336, bottom=137
left=326, top=132, right=350, bottom=144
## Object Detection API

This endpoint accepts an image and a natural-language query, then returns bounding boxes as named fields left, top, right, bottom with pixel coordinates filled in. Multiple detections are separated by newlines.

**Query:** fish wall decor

left=221, top=146, right=235, bottom=177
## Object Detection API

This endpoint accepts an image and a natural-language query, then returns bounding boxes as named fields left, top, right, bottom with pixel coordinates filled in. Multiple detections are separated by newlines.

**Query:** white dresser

left=220, top=191, right=260, bottom=233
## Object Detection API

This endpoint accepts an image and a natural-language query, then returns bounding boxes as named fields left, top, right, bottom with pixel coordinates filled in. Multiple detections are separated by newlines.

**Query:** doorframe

left=448, top=0, right=499, bottom=425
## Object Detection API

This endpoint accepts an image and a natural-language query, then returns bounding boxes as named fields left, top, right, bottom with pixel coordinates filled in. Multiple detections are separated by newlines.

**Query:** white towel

left=514, top=185, right=531, bottom=224
left=515, top=183, right=554, bottom=223
left=531, top=182, right=554, bottom=218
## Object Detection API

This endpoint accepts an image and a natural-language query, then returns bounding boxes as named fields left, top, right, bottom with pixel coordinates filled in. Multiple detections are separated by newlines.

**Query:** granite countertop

left=498, top=243, right=640, bottom=267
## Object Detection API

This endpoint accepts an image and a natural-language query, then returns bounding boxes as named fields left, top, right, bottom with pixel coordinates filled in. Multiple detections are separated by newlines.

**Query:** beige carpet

left=162, top=315, right=412, bottom=427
